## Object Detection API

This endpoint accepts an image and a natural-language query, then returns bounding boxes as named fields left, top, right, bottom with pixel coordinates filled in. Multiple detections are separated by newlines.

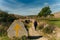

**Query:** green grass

left=0, top=36, right=10, bottom=40
left=37, top=18, right=60, bottom=27
left=48, top=18, right=60, bottom=21
left=36, top=18, right=60, bottom=28
left=49, top=21, right=60, bottom=27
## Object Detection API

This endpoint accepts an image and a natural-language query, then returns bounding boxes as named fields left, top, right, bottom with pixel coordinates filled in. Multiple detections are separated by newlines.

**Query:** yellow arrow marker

left=14, top=24, right=21, bottom=37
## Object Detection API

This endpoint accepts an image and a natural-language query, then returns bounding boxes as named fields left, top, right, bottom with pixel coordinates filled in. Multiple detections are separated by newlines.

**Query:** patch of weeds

left=43, top=25, right=55, bottom=34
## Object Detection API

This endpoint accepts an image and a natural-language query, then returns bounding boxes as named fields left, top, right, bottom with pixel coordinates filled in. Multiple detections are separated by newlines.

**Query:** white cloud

left=44, top=2, right=49, bottom=6
left=1, top=0, right=60, bottom=15
left=0, top=0, right=42, bottom=15
left=51, top=3, right=60, bottom=7
left=50, top=3, right=60, bottom=13
left=8, top=6, right=41, bottom=15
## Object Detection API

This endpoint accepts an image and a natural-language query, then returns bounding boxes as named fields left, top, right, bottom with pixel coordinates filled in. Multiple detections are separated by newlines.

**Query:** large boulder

left=7, top=20, right=28, bottom=38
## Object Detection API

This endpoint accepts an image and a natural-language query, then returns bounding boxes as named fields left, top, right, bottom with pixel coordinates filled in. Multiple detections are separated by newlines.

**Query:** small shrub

left=21, top=35, right=27, bottom=40
left=43, top=25, right=55, bottom=34
left=13, top=35, right=27, bottom=40
left=38, top=24, right=44, bottom=30
left=13, top=37, right=21, bottom=40
left=1, top=36, right=10, bottom=40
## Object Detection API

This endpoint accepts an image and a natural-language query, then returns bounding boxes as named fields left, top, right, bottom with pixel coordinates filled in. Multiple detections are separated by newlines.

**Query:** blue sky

left=0, top=0, right=60, bottom=15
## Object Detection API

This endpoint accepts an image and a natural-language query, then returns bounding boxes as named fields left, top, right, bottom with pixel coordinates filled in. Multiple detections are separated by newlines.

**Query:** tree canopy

left=0, top=10, right=17, bottom=22
left=38, top=6, right=52, bottom=17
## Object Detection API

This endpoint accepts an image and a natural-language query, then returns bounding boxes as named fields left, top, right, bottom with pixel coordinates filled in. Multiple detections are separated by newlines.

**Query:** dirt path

left=29, top=23, right=40, bottom=36
left=56, top=28, right=60, bottom=40
left=37, top=37, right=48, bottom=40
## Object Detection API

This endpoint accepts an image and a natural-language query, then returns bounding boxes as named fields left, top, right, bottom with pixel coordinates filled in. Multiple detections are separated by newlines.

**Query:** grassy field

left=48, top=18, right=60, bottom=27
left=36, top=18, right=60, bottom=27
left=49, top=21, right=60, bottom=27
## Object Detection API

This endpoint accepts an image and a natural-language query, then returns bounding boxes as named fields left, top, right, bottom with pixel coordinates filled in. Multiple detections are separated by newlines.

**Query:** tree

left=38, top=6, right=52, bottom=17
left=0, top=10, right=8, bottom=17
left=50, top=14, right=54, bottom=17
left=0, top=10, right=9, bottom=22
left=7, top=15, right=16, bottom=22
left=0, top=10, right=17, bottom=22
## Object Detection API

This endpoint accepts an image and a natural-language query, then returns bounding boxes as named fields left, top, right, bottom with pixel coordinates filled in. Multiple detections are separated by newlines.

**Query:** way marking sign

left=14, top=24, right=21, bottom=37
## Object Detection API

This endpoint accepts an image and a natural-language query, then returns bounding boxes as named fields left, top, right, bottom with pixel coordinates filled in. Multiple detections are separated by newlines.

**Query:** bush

left=13, top=37, right=20, bottom=40
left=1, top=36, right=10, bottom=40
left=13, top=35, right=27, bottom=40
left=50, top=14, right=54, bottom=17
left=21, top=35, right=27, bottom=40
left=38, top=24, right=44, bottom=30
left=43, top=25, right=55, bottom=34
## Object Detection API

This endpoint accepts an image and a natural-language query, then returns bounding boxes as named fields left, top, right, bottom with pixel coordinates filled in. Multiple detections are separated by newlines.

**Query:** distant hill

left=13, top=12, right=60, bottom=19
left=54, top=12, right=60, bottom=18
left=8, top=14, right=25, bottom=19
